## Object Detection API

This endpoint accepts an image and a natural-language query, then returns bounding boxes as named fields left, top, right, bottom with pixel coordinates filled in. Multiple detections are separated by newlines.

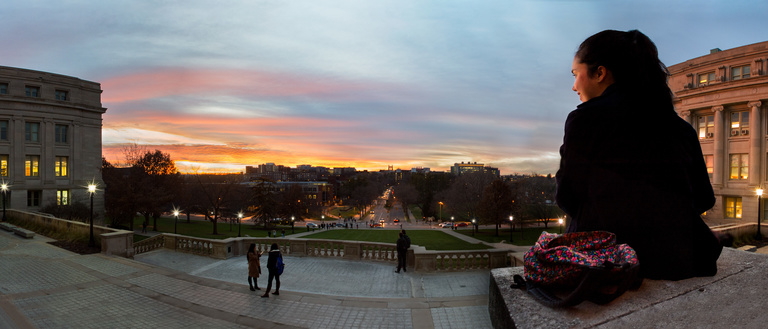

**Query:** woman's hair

left=575, top=30, right=672, bottom=103
left=270, top=243, right=279, bottom=251
left=248, top=243, right=256, bottom=254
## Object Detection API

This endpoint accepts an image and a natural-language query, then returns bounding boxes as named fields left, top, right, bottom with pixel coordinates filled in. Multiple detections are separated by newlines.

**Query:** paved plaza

left=0, top=229, right=497, bottom=329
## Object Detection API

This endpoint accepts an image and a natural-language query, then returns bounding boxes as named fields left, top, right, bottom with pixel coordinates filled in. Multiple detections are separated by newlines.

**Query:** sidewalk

left=0, top=229, right=494, bottom=329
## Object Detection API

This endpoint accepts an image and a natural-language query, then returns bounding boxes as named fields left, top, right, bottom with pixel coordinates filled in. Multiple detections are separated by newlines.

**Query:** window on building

left=57, top=190, right=69, bottom=206
left=730, top=111, right=749, bottom=136
left=55, top=124, right=68, bottom=143
left=25, top=155, right=39, bottom=177
left=698, top=115, right=715, bottom=139
left=725, top=197, right=742, bottom=219
left=55, top=156, right=68, bottom=177
left=25, top=86, right=40, bottom=97
left=0, top=121, right=7, bottom=141
left=698, top=72, right=716, bottom=86
left=729, top=154, right=749, bottom=180
left=0, top=83, right=7, bottom=94
left=25, top=122, right=39, bottom=142
left=55, top=90, right=68, bottom=101
left=27, top=190, right=41, bottom=207
left=704, top=155, right=713, bottom=180
left=0, top=155, right=7, bottom=177
left=732, top=65, right=751, bottom=80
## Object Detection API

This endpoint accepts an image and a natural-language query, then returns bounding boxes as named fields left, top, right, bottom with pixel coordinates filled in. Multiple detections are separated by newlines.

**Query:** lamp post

left=439, top=201, right=443, bottom=223
left=451, top=216, right=455, bottom=231
left=757, top=188, right=764, bottom=240
left=173, top=209, right=180, bottom=234
left=88, top=184, right=96, bottom=248
left=237, top=212, right=243, bottom=237
left=1, top=183, right=7, bottom=221
left=558, top=218, right=564, bottom=234
left=509, top=216, right=514, bottom=243
left=471, top=219, right=476, bottom=236
left=291, top=216, right=295, bottom=234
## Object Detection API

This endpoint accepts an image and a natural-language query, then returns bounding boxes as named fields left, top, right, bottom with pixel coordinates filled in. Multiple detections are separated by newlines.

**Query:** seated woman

left=556, top=29, right=723, bottom=280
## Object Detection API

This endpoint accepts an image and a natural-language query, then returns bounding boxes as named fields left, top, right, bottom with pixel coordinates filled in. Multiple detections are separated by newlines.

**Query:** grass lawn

left=299, top=229, right=492, bottom=251
left=457, top=225, right=562, bottom=246
left=408, top=205, right=422, bottom=222
left=131, top=216, right=303, bottom=240
left=327, top=206, right=359, bottom=219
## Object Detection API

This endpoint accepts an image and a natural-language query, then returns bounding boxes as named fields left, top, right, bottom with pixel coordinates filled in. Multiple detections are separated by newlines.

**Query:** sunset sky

left=2, top=0, right=767, bottom=174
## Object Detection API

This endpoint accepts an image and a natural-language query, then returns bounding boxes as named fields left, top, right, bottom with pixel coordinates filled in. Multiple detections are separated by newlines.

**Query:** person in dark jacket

left=261, top=243, right=282, bottom=297
left=395, top=232, right=408, bottom=273
left=557, top=29, right=722, bottom=281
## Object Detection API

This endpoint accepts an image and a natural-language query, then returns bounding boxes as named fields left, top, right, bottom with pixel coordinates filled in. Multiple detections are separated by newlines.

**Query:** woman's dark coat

left=556, top=83, right=722, bottom=280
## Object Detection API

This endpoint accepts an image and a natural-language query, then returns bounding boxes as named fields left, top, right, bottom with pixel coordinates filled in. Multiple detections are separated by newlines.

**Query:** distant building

left=246, top=163, right=330, bottom=182
left=0, top=66, right=106, bottom=216
left=450, top=162, right=500, bottom=177
left=244, top=180, right=333, bottom=206
left=669, top=40, right=768, bottom=223
left=332, top=167, right=356, bottom=176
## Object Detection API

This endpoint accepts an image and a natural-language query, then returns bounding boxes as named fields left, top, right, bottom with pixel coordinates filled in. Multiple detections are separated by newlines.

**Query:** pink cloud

left=101, top=67, right=377, bottom=104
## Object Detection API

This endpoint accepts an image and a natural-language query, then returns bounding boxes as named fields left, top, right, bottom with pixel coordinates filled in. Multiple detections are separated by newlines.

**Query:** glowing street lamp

left=173, top=208, right=180, bottom=234
left=509, top=216, right=514, bottom=243
left=438, top=201, right=444, bottom=223
left=291, top=216, right=295, bottom=234
left=237, top=212, right=243, bottom=237
left=558, top=218, right=564, bottom=234
left=757, top=188, right=764, bottom=240
left=88, top=184, right=96, bottom=248
left=1, top=183, right=8, bottom=221
left=471, top=219, right=476, bottom=236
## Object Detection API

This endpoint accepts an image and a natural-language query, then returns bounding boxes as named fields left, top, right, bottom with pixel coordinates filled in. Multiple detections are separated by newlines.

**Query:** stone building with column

left=669, top=41, right=768, bottom=224
left=0, top=66, right=106, bottom=219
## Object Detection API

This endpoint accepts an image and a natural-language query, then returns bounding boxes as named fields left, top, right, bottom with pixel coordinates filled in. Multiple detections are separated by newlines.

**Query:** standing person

left=556, top=29, right=723, bottom=280
left=246, top=243, right=262, bottom=291
left=261, top=243, right=282, bottom=298
left=395, top=232, right=408, bottom=273
left=400, top=229, right=411, bottom=250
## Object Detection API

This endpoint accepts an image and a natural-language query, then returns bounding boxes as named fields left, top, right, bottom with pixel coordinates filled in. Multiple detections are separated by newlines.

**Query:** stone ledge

left=0, top=222, right=15, bottom=232
left=11, top=227, right=35, bottom=238
left=489, top=248, right=768, bottom=329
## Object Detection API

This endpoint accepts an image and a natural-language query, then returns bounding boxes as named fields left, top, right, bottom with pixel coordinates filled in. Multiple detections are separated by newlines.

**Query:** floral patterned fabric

left=523, top=231, right=638, bottom=286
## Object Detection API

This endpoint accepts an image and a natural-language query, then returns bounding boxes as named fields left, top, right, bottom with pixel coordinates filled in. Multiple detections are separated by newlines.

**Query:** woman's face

left=571, top=57, right=604, bottom=103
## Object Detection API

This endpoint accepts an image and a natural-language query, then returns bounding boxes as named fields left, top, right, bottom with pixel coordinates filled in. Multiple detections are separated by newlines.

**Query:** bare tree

left=194, top=173, right=245, bottom=235
left=444, top=172, right=496, bottom=221
left=477, top=179, right=515, bottom=236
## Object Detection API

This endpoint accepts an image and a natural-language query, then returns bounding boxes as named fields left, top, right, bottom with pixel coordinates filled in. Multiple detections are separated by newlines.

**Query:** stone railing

left=133, top=235, right=165, bottom=255
left=132, top=234, right=508, bottom=272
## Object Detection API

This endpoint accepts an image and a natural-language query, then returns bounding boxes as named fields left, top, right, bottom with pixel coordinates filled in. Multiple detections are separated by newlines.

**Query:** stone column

left=679, top=110, right=692, bottom=126
left=713, top=105, right=725, bottom=187
left=749, top=101, right=762, bottom=187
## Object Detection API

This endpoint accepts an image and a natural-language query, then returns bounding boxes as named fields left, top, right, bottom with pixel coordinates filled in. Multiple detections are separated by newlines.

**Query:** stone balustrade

left=131, top=234, right=508, bottom=272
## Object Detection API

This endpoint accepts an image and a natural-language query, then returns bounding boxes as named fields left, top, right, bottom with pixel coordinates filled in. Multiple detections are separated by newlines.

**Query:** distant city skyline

left=2, top=1, right=767, bottom=175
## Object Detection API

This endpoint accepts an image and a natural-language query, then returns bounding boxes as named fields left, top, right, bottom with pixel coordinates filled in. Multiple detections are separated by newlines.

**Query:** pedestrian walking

left=262, top=243, right=282, bottom=298
left=246, top=243, right=262, bottom=291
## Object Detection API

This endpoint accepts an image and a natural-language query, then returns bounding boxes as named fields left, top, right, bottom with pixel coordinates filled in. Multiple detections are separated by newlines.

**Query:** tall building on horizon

left=450, top=161, right=500, bottom=177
